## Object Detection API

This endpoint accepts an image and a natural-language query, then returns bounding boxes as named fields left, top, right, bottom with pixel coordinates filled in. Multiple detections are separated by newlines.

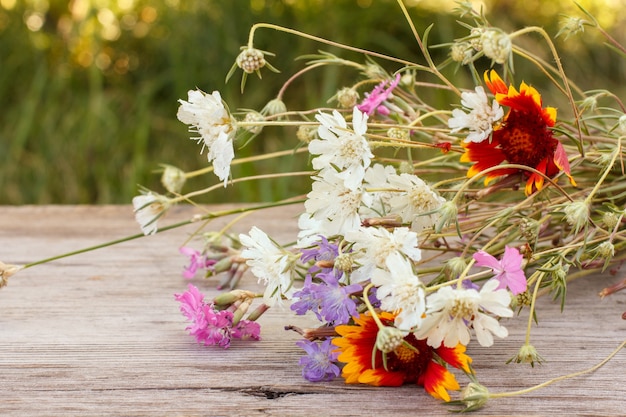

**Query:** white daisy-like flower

left=448, top=86, right=504, bottom=143
left=387, top=173, right=447, bottom=232
left=239, top=226, right=296, bottom=307
left=359, top=163, right=397, bottom=218
left=345, top=226, right=421, bottom=283
left=304, top=168, right=371, bottom=237
left=414, top=279, right=513, bottom=348
left=310, top=107, right=373, bottom=190
left=372, top=252, right=426, bottom=331
left=177, top=89, right=236, bottom=186
left=132, top=192, right=171, bottom=235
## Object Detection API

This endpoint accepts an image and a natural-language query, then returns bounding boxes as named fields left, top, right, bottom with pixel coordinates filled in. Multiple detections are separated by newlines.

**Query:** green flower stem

left=395, top=0, right=461, bottom=96
left=362, top=283, right=385, bottom=330
left=246, top=23, right=430, bottom=73
left=176, top=171, right=315, bottom=203
left=489, top=340, right=625, bottom=399
left=509, top=26, right=581, bottom=154
left=185, top=146, right=310, bottom=179
left=582, top=137, right=622, bottom=206
left=22, top=198, right=305, bottom=270
left=523, top=269, right=545, bottom=346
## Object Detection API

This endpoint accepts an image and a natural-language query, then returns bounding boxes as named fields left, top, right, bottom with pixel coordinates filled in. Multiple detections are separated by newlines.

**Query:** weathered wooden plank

left=0, top=205, right=624, bottom=416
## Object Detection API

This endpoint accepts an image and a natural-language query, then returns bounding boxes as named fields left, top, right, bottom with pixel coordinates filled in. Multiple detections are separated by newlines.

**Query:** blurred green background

left=1, top=0, right=625, bottom=204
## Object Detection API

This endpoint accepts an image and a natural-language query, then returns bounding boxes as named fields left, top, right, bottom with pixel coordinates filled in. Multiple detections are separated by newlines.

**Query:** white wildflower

left=387, top=173, right=447, bottom=231
left=345, top=226, right=421, bottom=283
left=448, top=86, right=504, bottom=143
left=372, top=252, right=426, bottom=331
left=239, top=226, right=296, bottom=307
left=304, top=168, right=371, bottom=237
left=310, top=107, right=372, bottom=190
left=414, top=280, right=513, bottom=348
left=132, top=192, right=171, bottom=235
left=177, top=89, right=236, bottom=186
left=359, top=163, right=397, bottom=218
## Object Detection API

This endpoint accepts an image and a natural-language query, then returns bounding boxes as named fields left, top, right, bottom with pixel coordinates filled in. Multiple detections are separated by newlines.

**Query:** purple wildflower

left=357, top=73, right=401, bottom=116
left=300, top=235, right=340, bottom=273
left=291, top=275, right=323, bottom=319
left=296, top=338, right=341, bottom=382
left=473, top=246, right=527, bottom=295
left=316, top=272, right=361, bottom=325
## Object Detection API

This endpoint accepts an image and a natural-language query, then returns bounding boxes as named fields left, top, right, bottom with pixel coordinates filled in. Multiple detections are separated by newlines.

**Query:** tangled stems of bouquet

left=3, top=0, right=626, bottom=412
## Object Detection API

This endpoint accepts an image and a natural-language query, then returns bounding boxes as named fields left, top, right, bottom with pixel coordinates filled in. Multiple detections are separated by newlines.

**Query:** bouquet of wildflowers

left=2, top=0, right=625, bottom=412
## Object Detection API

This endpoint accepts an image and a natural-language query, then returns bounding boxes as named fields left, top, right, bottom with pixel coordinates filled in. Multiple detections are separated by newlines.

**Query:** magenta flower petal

left=473, top=250, right=501, bottom=271
left=473, top=246, right=527, bottom=295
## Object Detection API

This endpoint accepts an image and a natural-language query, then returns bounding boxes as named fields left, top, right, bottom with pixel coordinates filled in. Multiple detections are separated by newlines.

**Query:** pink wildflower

left=179, top=246, right=216, bottom=279
left=232, top=320, right=261, bottom=340
left=357, top=73, right=401, bottom=116
left=174, top=284, right=263, bottom=348
left=473, top=246, right=527, bottom=295
left=175, top=284, right=233, bottom=348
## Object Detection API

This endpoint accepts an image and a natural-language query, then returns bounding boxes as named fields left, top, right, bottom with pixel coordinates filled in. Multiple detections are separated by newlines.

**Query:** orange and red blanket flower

left=461, top=70, right=576, bottom=195
left=333, top=311, right=472, bottom=401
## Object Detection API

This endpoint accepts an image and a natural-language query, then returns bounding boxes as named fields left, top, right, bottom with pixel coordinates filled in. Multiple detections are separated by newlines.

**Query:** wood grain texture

left=0, top=205, right=624, bottom=417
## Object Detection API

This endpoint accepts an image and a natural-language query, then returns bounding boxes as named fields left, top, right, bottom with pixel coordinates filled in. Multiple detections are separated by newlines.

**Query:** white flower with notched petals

left=372, top=252, right=426, bottom=331
left=239, top=226, right=296, bottom=307
left=414, top=279, right=513, bottom=348
left=310, top=107, right=372, bottom=190
left=304, top=169, right=371, bottom=237
left=448, top=86, right=503, bottom=143
left=177, top=89, right=236, bottom=186
left=387, top=173, right=446, bottom=232
left=132, top=192, right=171, bottom=235
left=345, top=226, right=421, bottom=283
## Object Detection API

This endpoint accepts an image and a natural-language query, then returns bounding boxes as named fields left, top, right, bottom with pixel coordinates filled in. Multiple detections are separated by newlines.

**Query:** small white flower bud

left=470, top=27, right=485, bottom=51
left=242, top=111, right=264, bottom=134
left=595, top=241, right=615, bottom=260
left=563, top=200, right=589, bottom=234
left=387, top=127, right=409, bottom=141
left=262, top=98, right=287, bottom=116
left=236, top=47, right=266, bottom=73
left=336, top=87, right=359, bottom=108
left=481, top=29, right=512, bottom=64
left=296, top=125, right=318, bottom=144
left=0, top=261, right=23, bottom=288
left=375, top=326, right=406, bottom=353
left=160, top=165, right=186, bottom=194
left=450, top=42, right=473, bottom=64
left=507, top=343, right=544, bottom=367
left=334, top=253, right=354, bottom=272
left=602, top=211, right=619, bottom=230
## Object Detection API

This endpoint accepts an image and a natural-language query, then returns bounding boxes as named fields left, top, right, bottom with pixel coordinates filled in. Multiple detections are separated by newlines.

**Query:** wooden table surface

left=0, top=205, right=624, bottom=417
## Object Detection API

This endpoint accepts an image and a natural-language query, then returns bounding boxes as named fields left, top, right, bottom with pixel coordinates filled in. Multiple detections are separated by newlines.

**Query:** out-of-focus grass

left=1, top=0, right=625, bottom=204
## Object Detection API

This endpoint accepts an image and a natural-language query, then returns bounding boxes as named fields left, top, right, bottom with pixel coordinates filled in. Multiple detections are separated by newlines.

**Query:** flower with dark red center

left=460, top=70, right=575, bottom=195
left=333, top=311, right=472, bottom=401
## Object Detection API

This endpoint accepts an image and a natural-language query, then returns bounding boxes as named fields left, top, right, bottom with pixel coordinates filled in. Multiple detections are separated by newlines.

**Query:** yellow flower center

left=385, top=334, right=433, bottom=383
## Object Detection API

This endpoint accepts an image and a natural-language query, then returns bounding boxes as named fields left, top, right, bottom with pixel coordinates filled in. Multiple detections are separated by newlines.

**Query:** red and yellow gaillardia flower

left=460, top=70, right=576, bottom=195
left=333, top=312, right=472, bottom=401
